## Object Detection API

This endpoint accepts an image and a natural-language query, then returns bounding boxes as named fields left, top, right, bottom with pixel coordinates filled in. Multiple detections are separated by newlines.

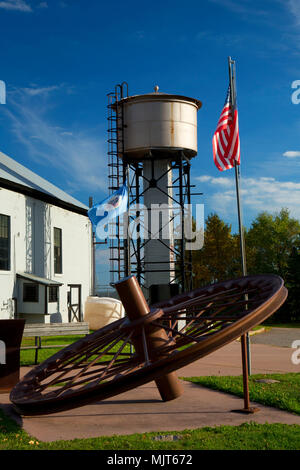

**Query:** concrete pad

left=2, top=380, right=300, bottom=442
left=0, top=341, right=299, bottom=442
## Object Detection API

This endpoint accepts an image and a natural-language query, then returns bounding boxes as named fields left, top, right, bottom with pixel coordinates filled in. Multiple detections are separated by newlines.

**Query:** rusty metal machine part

left=10, top=274, right=287, bottom=415
left=114, top=276, right=183, bottom=402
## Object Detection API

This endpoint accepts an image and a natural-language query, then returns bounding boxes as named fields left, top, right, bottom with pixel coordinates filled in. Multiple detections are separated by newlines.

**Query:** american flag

left=212, top=86, right=240, bottom=171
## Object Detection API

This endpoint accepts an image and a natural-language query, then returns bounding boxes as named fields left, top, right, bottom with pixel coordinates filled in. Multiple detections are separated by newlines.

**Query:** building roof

left=0, top=150, right=88, bottom=215
left=17, top=272, right=63, bottom=286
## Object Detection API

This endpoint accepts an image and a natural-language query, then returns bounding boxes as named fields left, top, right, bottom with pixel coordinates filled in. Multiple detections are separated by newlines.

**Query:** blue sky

left=0, top=0, right=300, bottom=284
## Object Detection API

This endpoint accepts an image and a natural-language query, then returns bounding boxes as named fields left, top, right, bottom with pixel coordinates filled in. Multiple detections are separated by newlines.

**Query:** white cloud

left=0, top=0, right=32, bottom=11
left=22, top=85, right=61, bottom=96
left=286, top=0, right=300, bottom=25
left=60, top=131, right=73, bottom=136
left=0, top=0, right=49, bottom=12
left=197, top=173, right=300, bottom=220
left=196, top=175, right=233, bottom=187
left=196, top=175, right=212, bottom=183
left=283, top=151, right=300, bottom=158
left=3, top=86, right=107, bottom=193
left=208, top=0, right=268, bottom=17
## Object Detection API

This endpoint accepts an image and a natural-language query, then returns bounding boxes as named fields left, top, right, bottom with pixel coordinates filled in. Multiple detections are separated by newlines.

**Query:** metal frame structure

left=107, top=83, right=199, bottom=298
left=125, top=153, right=194, bottom=296
left=107, top=82, right=129, bottom=283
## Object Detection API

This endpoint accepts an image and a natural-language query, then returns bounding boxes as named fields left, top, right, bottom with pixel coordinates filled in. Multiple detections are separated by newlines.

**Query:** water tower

left=107, top=83, right=202, bottom=302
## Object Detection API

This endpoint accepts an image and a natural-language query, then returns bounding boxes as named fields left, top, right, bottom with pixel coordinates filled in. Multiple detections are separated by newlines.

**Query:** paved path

left=250, top=327, right=300, bottom=348
left=179, top=339, right=297, bottom=376
left=2, top=379, right=300, bottom=442
left=0, top=339, right=299, bottom=442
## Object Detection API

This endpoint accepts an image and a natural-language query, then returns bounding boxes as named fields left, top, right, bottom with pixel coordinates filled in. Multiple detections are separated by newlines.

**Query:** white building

left=0, top=150, right=93, bottom=323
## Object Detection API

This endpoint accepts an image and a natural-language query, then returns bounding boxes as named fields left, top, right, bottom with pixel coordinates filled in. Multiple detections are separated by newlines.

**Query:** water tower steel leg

left=135, top=164, right=142, bottom=286
left=179, top=156, right=185, bottom=292
left=123, top=162, right=131, bottom=277
left=114, top=275, right=183, bottom=401
left=186, top=160, right=193, bottom=291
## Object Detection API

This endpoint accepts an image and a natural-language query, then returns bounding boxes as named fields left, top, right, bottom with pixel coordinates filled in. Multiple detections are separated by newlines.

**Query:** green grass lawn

left=0, top=408, right=299, bottom=450
left=20, top=335, right=132, bottom=366
left=20, top=335, right=86, bottom=365
left=182, top=373, right=300, bottom=416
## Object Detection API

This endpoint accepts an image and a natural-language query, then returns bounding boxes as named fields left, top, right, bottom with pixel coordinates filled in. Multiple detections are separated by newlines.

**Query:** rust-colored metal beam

left=114, top=275, right=183, bottom=401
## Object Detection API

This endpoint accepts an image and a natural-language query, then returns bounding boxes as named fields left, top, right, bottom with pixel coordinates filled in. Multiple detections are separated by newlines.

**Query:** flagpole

left=228, top=56, right=257, bottom=413
left=227, top=58, right=247, bottom=276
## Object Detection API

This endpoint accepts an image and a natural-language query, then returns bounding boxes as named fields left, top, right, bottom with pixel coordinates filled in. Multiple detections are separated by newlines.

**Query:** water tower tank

left=120, top=88, right=202, bottom=160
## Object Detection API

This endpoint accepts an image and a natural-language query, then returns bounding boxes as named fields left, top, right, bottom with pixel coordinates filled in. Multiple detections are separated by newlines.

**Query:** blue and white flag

left=0, top=81, right=6, bottom=105
left=88, top=182, right=128, bottom=237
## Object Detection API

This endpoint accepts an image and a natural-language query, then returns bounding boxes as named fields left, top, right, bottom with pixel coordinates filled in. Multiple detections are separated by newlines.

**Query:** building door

left=67, top=284, right=82, bottom=322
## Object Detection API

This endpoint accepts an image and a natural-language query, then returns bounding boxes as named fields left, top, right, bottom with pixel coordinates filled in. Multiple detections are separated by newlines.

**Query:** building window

left=23, top=283, right=39, bottom=302
left=49, top=286, right=58, bottom=303
left=0, top=214, right=10, bottom=271
left=54, top=227, right=62, bottom=274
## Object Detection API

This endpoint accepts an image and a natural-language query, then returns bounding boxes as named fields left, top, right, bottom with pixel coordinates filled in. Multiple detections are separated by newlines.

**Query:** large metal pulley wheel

left=10, top=274, right=287, bottom=415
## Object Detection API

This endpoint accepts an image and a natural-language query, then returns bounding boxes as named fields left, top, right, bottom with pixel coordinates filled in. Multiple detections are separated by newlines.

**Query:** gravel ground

left=250, top=327, right=300, bottom=348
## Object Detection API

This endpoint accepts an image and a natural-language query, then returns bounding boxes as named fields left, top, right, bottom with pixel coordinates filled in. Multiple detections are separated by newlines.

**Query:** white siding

left=0, top=187, right=92, bottom=323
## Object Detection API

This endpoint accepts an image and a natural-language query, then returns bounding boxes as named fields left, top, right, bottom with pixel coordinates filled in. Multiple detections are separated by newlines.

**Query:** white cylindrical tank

left=143, top=159, right=175, bottom=288
left=120, top=90, right=202, bottom=159
left=84, top=297, right=125, bottom=330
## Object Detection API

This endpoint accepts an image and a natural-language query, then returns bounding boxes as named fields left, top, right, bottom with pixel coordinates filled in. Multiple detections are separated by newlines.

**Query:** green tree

left=189, top=208, right=299, bottom=322
left=246, top=208, right=300, bottom=323
left=192, top=213, right=238, bottom=286
left=246, top=208, right=300, bottom=279
left=285, top=246, right=300, bottom=322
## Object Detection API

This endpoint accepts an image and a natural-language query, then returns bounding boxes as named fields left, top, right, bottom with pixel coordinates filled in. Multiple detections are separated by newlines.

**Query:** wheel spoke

left=36, top=330, right=128, bottom=394
left=141, top=326, right=150, bottom=365
left=95, top=331, right=134, bottom=383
